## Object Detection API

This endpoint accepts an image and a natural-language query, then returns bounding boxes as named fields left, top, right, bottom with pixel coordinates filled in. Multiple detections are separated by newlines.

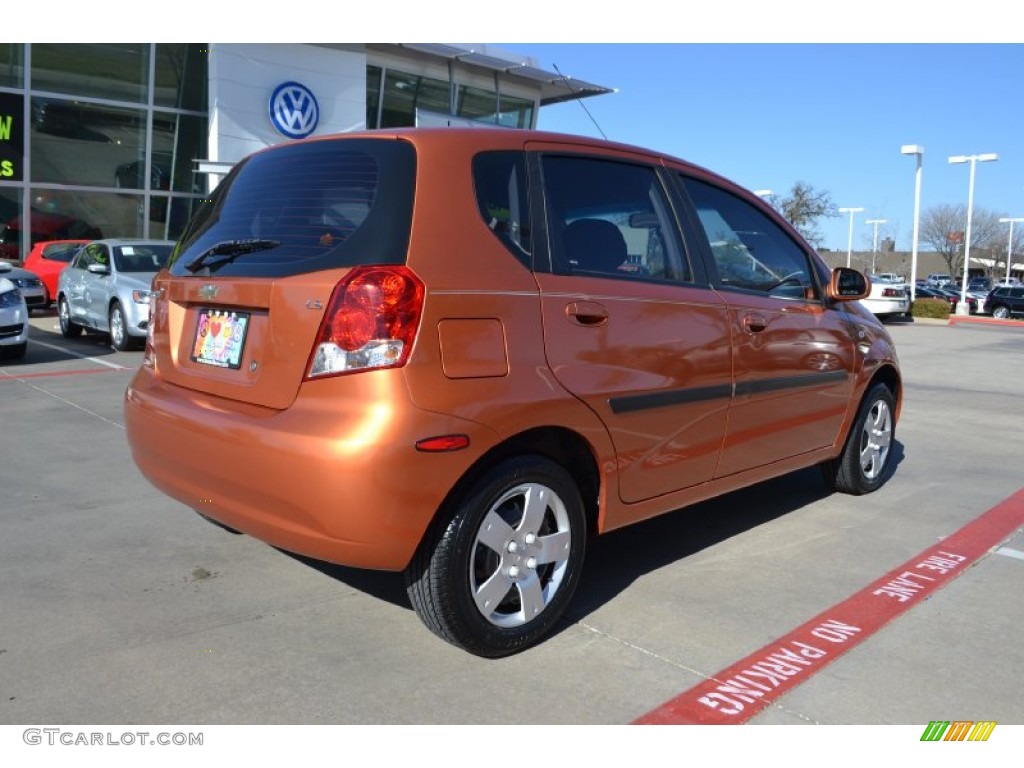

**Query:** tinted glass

left=42, top=242, right=83, bottom=262
left=0, top=44, right=24, bottom=88
left=170, top=138, right=416, bottom=278
left=153, top=44, right=208, bottom=111
left=542, top=156, right=690, bottom=283
left=32, top=44, right=148, bottom=103
left=681, top=176, right=817, bottom=300
left=31, top=98, right=147, bottom=186
left=0, top=188, right=22, bottom=262
left=472, top=151, right=531, bottom=267
left=365, top=65, right=382, bottom=129
left=380, top=70, right=449, bottom=128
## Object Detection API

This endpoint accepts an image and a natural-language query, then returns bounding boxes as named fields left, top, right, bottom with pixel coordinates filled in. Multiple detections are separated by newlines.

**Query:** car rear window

left=169, top=138, right=416, bottom=278
left=42, top=243, right=84, bottom=262
left=113, top=244, right=173, bottom=272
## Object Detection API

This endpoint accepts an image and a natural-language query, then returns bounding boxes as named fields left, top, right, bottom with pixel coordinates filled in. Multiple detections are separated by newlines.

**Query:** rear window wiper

left=184, top=239, right=281, bottom=273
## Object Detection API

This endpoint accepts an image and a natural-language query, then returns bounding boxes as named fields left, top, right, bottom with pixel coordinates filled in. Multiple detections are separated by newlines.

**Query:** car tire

left=108, top=302, right=135, bottom=351
left=992, top=305, right=1010, bottom=319
left=822, top=382, right=896, bottom=495
left=405, top=455, right=588, bottom=658
left=58, top=297, right=83, bottom=338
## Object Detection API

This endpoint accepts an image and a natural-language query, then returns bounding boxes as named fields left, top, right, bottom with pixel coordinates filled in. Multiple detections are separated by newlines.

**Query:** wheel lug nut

left=508, top=565, right=519, bottom=579
left=507, top=542, right=518, bottom=553
left=525, top=533, right=536, bottom=545
left=526, top=557, right=537, bottom=569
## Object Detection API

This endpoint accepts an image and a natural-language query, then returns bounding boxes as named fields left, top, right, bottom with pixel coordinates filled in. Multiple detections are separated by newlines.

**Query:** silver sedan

left=56, top=239, right=174, bottom=351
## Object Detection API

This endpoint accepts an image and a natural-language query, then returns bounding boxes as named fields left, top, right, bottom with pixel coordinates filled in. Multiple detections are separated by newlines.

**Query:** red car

left=21, top=239, right=89, bottom=307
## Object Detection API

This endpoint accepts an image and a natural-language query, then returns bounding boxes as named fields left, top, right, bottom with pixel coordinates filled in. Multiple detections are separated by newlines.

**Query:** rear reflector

left=415, top=435, right=470, bottom=452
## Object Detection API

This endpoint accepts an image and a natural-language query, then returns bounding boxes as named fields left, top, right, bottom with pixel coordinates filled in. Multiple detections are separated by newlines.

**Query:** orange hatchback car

left=125, top=128, right=901, bottom=657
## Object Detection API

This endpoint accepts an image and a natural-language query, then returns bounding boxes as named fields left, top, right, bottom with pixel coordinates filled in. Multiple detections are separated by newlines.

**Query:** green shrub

left=911, top=298, right=951, bottom=319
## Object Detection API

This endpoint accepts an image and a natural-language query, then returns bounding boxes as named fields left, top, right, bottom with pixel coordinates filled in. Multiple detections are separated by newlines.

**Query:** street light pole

left=948, top=153, right=998, bottom=315
left=866, top=218, right=887, bottom=274
left=839, top=207, right=864, bottom=269
left=998, top=217, right=1024, bottom=283
left=901, top=145, right=923, bottom=301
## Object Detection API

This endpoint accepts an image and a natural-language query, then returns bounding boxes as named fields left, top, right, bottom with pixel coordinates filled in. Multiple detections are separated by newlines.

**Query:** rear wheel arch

left=419, top=426, right=603, bottom=555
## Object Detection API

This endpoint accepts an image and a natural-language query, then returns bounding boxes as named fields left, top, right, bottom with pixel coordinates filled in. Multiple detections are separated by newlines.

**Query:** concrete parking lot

left=1, top=311, right=1022, bottom=731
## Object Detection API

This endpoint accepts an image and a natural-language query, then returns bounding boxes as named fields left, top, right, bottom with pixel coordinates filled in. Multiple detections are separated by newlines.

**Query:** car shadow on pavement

left=25, top=324, right=124, bottom=361
left=283, top=552, right=410, bottom=609
left=274, top=441, right=906, bottom=632
left=567, top=440, right=906, bottom=626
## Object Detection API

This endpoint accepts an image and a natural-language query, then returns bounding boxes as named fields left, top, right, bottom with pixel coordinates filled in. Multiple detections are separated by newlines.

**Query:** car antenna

left=552, top=63, right=608, bottom=140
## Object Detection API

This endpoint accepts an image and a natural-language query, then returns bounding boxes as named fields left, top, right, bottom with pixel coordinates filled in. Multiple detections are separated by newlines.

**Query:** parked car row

left=816, top=270, right=1023, bottom=322
left=0, top=238, right=174, bottom=356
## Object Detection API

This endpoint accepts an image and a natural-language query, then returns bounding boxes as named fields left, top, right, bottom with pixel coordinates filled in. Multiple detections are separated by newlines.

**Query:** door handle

left=743, top=312, right=768, bottom=333
left=566, top=301, right=608, bottom=326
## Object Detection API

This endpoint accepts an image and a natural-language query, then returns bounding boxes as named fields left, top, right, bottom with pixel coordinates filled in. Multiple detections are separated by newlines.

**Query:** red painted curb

left=634, top=489, right=1024, bottom=725
left=949, top=316, right=1023, bottom=327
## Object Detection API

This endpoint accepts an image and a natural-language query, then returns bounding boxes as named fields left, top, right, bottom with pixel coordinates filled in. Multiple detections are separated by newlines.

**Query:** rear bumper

left=863, top=297, right=910, bottom=316
left=124, top=367, right=499, bottom=570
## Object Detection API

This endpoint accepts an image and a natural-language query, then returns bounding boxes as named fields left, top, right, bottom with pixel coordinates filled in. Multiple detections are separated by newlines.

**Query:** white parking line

left=30, top=338, right=129, bottom=370
left=995, top=546, right=1024, bottom=561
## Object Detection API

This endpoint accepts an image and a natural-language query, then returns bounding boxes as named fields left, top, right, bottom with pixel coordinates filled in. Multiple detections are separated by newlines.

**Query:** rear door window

left=540, top=155, right=691, bottom=284
left=170, top=139, right=416, bottom=278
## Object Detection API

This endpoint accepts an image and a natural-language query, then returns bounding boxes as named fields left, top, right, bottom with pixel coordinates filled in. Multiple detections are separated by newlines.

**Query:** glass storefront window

left=153, top=196, right=202, bottom=241
left=380, top=70, right=450, bottom=128
left=365, top=65, right=382, bottom=129
left=152, top=112, right=207, bottom=193
left=0, top=44, right=25, bottom=89
left=31, top=97, right=147, bottom=188
left=29, top=188, right=143, bottom=242
left=456, top=85, right=498, bottom=124
left=497, top=94, right=534, bottom=129
left=154, top=44, right=208, bottom=111
left=0, top=188, right=23, bottom=262
left=32, top=44, right=149, bottom=104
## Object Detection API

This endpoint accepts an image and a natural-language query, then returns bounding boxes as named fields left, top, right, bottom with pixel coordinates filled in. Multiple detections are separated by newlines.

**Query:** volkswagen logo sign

left=269, top=81, right=320, bottom=139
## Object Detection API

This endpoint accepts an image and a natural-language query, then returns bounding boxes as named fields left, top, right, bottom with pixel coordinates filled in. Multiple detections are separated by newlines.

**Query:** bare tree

left=919, top=204, right=1006, bottom=276
left=764, top=182, right=838, bottom=249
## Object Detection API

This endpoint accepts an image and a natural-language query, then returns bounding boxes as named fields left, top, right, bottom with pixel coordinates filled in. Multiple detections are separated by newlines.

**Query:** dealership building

left=0, top=43, right=611, bottom=260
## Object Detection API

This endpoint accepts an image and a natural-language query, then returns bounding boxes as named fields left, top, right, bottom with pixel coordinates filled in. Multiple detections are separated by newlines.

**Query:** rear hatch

left=151, top=137, right=416, bottom=410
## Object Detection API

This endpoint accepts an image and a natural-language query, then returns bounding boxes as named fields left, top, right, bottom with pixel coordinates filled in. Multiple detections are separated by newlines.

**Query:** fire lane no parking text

left=635, top=489, right=1024, bottom=725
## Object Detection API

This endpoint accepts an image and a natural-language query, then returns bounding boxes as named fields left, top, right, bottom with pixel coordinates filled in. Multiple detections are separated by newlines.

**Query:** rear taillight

left=142, top=288, right=161, bottom=369
left=306, top=266, right=424, bottom=379
left=882, top=288, right=902, bottom=298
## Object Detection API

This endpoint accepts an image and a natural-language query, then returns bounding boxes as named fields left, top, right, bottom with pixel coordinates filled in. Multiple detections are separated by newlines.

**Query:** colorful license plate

left=190, top=309, right=250, bottom=369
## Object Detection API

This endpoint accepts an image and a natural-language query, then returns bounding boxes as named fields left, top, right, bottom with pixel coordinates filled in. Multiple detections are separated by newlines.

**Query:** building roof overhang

left=367, top=43, right=616, bottom=106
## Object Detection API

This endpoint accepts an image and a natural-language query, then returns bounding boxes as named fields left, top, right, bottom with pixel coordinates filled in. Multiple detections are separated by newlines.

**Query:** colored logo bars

left=920, top=721, right=997, bottom=742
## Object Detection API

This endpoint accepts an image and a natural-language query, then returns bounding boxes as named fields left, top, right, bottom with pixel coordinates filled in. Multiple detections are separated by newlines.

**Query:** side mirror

left=87, top=263, right=111, bottom=275
left=828, top=267, right=870, bottom=301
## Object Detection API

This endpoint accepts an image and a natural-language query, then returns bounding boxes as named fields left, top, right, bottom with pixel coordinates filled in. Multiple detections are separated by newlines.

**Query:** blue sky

left=504, top=43, right=1023, bottom=252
